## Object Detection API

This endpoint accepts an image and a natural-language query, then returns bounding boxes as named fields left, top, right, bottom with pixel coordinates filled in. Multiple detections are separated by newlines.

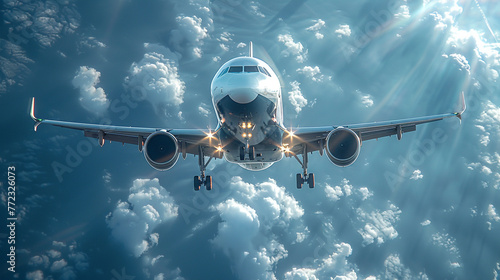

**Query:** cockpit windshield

left=218, top=65, right=272, bottom=78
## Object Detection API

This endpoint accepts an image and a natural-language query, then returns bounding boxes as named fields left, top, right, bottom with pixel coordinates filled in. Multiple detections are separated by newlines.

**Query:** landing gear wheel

left=194, top=176, right=202, bottom=191
left=205, top=176, right=212, bottom=190
left=307, top=173, right=315, bottom=188
left=296, top=173, right=304, bottom=189
left=249, top=146, right=255, bottom=160
left=240, top=146, right=245, bottom=160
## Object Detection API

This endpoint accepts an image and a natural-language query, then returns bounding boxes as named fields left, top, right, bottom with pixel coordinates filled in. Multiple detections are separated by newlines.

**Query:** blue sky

left=1, top=0, right=500, bottom=279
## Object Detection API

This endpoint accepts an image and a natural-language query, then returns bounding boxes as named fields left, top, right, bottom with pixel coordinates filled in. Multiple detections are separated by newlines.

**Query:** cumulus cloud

left=169, top=1, right=213, bottom=58
left=106, top=178, right=178, bottom=257
left=26, top=241, right=88, bottom=280
left=278, top=34, right=307, bottom=63
left=0, top=39, right=33, bottom=93
left=296, top=66, right=325, bottom=82
left=2, top=0, right=80, bottom=47
left=335, top=24, right=351, bottom=38
left=325, top=178, right=354, bottom=201
left=357, top=203, right=401, bottom=246
left=124, top=43, right=185, bottom=115
left=306, top=19, right=326, bottom=39
left=487, top=204, right=500, bottom=223
left=355, top=90, right=374, bottom=108
left=284, top=243, right=358, bottom=280
left=211, top=176, right=304, bottom=280
left=288, top=81, right=308, bottom=113
left=72, top=66, right=109, bottom=114
left=383, top=254, right=419, bottom=279
left=410, top=169, right=424, bottom=180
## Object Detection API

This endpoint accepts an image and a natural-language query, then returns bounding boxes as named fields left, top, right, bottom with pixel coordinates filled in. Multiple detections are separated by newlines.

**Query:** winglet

left=30, top=97, right=42, bottom=131
left=455, top=92, right=466, bottom=122
left=249, top=41, right=253, bottom=57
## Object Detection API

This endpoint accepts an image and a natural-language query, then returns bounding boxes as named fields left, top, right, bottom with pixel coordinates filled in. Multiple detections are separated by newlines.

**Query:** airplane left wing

left=284, top=92, right=466, bottom=156
left=29, top=98, right=221, bottom=158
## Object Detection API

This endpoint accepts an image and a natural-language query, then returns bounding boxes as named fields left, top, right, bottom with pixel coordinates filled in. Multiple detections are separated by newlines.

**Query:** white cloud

left=284, top=268, right=318, bottom=280
left=170, top=15, right=209, bottom=57
left=357, top=203, right=401, bottom=246
left=325, top=184, right=343, bottom=201
left=296, top=66, right=324, bottom=82
left=421, top=220, right=431, bottom=226
left=355, top=90, right=374, bottom=108
left=410, top=169, right=424, bottom=180
left=27, top=241, right=88, bottom=279
left=306, top=19, right=326, bottom=39
left=26, top=270, right=44, bottom=280
left=72, top=66, right=109, bottom=114
left=487, top=204, right=500, bottom=222
left=284, top=243, right=357, bottom=280
left=288, top=81, right=308, bottom=113
left=106, top=178, right=178, bottom=257
left=278, top=34, right=307, bottom=63
left=50, top=259, right=67, bottom=273
left=358, top=187, right=373, bottom=201
left=198, top=103, right=210, bottom=117
left=335, top=24, right=351, bottom=38
left=0, top=39, right=33, bottom=93
left=383, top=254, right=415, bottom=279
left=3, top=0, right=80, bottom=47
left=212, top=176, right=304, bottom=280
left=124, top=43, right=185, bottom=115
left=325, top=179, right=357, bottom=201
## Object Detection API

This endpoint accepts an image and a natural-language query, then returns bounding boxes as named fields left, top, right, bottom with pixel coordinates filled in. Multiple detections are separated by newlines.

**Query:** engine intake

left=143, top=131, right=180, bottom=170
left=325, top=127, right=361, bottom=167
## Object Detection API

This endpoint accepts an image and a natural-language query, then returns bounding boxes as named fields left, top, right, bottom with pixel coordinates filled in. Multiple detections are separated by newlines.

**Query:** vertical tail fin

left=249, top=41, right=253, bottom=57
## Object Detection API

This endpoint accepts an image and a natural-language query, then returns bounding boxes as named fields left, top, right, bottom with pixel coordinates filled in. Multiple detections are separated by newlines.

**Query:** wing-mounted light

left=30, top=97, right=43, bottom=131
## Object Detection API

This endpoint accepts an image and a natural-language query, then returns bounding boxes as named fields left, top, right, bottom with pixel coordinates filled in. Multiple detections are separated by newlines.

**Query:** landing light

left=242, top=133, right=247, bottom=138
left=248, top=133, right=252, bottom=138
left=281, top=145, right=290, bottom=152
left=216, top=146, right=223, bottom=152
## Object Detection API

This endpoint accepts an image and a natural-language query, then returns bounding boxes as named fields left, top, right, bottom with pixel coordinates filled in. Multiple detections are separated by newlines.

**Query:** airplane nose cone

left=228, top=89, right=258, bottom=104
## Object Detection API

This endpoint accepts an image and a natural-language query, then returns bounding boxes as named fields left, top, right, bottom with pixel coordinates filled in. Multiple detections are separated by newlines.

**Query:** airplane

left=30, top=42, right=466, bottom=191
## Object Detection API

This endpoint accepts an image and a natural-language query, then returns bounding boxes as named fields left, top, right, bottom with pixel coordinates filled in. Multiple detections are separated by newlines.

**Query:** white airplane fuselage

left=210, top=56, right=284, bottom=171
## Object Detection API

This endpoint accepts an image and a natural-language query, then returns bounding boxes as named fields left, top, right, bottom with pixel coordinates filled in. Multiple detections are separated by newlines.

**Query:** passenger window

left=217, top=67, right=229, bottom=78
left=229, top=66, right=243, bottom=73
left=258, top=66, right=271, bottom=77
left=244, top=66, right=259, bottom=72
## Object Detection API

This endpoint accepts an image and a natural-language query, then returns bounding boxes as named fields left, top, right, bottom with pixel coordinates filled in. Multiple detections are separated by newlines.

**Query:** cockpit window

left=217, top=67, right=229, bottom=78
left=229, top=66, right=243, bottom=73
left=258, top=66, right=271, bottom=77
left=244, top=66, right=259, bottom=72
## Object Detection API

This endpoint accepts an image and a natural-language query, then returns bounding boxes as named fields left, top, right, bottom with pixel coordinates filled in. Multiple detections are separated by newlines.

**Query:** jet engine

left=143, top=131, right=180, bottom=170
left=325, top=127, right=361, bottom=167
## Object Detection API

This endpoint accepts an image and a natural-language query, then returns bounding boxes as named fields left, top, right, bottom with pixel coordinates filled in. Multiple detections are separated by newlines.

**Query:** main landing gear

left=194, top=146, right=214, bottom=191
left=291, top=146, right=315, bottom=189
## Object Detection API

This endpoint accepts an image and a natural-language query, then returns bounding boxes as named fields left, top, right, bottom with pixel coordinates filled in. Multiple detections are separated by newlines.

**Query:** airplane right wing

left=282, top=92, right=466, bottom=158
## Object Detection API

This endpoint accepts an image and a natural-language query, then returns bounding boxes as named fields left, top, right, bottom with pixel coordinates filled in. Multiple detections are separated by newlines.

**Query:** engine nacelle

left=325, top=127, right=361, bottom=167
left=143, top=131, right=180, bottom=171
